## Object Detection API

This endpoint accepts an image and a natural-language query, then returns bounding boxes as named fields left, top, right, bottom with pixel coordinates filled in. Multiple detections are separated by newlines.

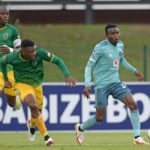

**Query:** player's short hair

left=105, top=24, right=117, bottom=34
left=21, top=39, right=35, bottom=48
left=0, top=6, right=9, bottom=13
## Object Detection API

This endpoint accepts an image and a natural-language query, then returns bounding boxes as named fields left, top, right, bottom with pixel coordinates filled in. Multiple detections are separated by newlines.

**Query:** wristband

left=9, top=48, right=14, bottom=53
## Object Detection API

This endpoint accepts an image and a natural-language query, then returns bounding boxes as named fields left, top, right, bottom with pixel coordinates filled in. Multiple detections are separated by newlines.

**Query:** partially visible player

left=75, top=24, right=149, bottom=145
left=0, top=6, right=21, bottom=109
left=1, top=39, right=76, bottom=146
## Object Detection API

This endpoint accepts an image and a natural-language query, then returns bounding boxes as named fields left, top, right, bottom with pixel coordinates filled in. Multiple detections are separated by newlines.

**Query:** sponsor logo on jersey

left=32, top=60, right=37, bottom=67
left=3, top=33, right=8, bottom=40
left=113, top=59, right=118, bottom=67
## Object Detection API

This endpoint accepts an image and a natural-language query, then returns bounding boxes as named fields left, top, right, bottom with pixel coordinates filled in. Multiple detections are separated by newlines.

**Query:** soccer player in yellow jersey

left=1, top=39, right=76, bottom=146
left=0, top=6, right=21, bottom=109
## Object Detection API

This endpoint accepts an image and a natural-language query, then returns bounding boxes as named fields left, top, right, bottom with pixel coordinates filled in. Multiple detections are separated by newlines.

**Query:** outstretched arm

left=120, top=57, right=143, bottom=81
left=51, top=55, right=76, bottom=87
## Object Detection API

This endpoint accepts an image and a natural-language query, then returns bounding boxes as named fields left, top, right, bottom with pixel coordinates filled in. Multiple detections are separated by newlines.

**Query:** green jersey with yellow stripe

left=0, top=24, right=20, bottom=72
left=1, top=46, right=70, bottom=87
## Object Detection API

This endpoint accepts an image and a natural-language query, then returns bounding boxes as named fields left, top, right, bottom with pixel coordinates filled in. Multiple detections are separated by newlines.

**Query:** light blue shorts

left=95, top=82, right=131, bottom=109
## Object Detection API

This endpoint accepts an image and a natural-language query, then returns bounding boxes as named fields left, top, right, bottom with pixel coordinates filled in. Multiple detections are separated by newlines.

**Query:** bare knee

left=95, top=115, right=104, bottom=122
left=128, top=103, right=138, bottom=111
left=29, top=104, right=39, bottom=118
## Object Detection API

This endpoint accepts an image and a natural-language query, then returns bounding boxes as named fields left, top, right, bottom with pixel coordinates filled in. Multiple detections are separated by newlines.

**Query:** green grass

left=13, top=24, right=150, bottom=82
left=0, top=132, right=150, bottom=150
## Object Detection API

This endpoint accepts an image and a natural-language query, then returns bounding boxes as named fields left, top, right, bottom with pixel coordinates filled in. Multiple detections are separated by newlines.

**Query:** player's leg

left=17, top=83, right=53, bottom=146
left=75, top=87, right=108, bottom=145
left=122, top=95, right=149, bottom=145
left=24, top=94, right=53, bottom=146
left=4, top=71, right=21, bottom=109
left=112, top=82, right=149, bottom=145
left=27, top=85, right=43, bottom=142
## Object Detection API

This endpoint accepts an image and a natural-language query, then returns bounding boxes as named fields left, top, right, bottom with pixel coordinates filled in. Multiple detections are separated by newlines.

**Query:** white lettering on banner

left=0, top=98, right=3, bottom=122
left=3, top=105, right=26, bottom=124
left=107, top=96, right=127, bottom=123
left=60, top=94, right=80, bottom=123
left=42, top=96, right=48, bottom=121
left=49, top=94, right=58, bottom=123
left=82, top=94, right=95, bottom=122
left=128, top=93, right=150, bottom=123
left=0, top=92, right=150, bottom=125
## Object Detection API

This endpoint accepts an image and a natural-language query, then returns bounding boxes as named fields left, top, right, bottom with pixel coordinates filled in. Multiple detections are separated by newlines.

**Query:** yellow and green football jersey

left=1, top=46, right=70, bottom=87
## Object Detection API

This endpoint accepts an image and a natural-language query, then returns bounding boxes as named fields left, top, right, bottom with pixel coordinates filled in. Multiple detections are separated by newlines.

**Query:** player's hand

left=0, top=45, right=11, bottom=54
left=65, top=77, right=76, bottom=87
left=134, top=71, right=144, bottom=81
left=4, top=80, right=12, bottom=88
left=83, top=87, right=91, bottom=99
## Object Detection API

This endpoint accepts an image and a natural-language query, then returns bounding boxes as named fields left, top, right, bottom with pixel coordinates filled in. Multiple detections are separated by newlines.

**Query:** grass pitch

left=0, top=132, right=149, bottom=150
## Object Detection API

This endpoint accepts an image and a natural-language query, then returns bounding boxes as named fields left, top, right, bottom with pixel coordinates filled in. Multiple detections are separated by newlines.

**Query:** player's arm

left=40, top=47, right=76, bottom=87
left=84, top=46, right=102, bottom=99
left=120, top=57, right=143, bottom=81
left=49, top=54, right=76, bottom=87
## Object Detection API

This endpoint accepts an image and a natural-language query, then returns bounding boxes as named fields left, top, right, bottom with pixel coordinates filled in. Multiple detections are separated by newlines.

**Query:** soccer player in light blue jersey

left=75, top=24, right=149, bottom=145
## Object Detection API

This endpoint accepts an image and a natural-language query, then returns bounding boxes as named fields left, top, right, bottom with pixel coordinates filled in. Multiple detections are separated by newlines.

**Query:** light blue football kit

left=80, top=39, right=140, bottom=137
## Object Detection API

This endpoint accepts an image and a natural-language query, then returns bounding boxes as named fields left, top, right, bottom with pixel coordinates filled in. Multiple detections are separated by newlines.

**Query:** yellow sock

left=30, top=120, right=35, bottom=128
left=31, top=113, right=48, bottom=137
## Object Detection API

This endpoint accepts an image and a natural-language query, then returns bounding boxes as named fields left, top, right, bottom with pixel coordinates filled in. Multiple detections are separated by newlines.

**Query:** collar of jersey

left=19, top=53, right=29, bottom=62
left=106, top=38, right=118, bottom=48
left=0, top=24, right=7, bottom=31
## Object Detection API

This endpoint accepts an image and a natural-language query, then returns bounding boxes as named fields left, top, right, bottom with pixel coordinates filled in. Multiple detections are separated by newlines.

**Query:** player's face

left=0, top=8, right=9, bottom=25
left=23, top=46, right=37, bottom=60
left=106, top=27, right=120, bottom=46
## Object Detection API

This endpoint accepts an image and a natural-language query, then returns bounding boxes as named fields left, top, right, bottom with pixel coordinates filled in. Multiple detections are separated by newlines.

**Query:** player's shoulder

left=7, top=24, right=18, bottom=30
left=117, top=40, right=124, bottom=50
left=36, top=46, right=45, bottom=52
left=98, top=39, right=109, bottom=47
left=36, top=46, right=47, bottom=55
left=94, top=40, right=108, bottom=52
left=117, top=40, right=124, bottom=46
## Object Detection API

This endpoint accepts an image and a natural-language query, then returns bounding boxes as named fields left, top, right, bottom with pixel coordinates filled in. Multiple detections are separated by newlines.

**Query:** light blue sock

left=130, top=109, right=140, bottom=137
left=80, top=115, right=99, bottom=131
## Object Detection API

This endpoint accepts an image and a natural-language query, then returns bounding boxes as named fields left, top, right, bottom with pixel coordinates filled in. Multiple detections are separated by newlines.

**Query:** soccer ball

left=148, top=129, right=150, bottom=139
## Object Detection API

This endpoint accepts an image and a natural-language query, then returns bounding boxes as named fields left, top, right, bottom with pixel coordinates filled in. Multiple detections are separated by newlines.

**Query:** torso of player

left=11, top=48, right=45, bottom=87
left=0, top=24, right=16, bottom=49
left=0, top=24, right=19, bottom=72
left=93, top=39, right=124, bottom=88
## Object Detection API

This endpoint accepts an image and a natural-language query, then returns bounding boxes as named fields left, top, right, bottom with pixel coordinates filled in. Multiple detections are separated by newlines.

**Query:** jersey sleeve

left=119, top=42, right=136, bottom=73
left=38, top=47, right=70, bottom=78
left=12, top=27, right=21, bottom=48
left=85, top=44, right=103, bottom=87
left=37, top=47, right=54, bottom=62
left=12, top=27, right=20, bottom=41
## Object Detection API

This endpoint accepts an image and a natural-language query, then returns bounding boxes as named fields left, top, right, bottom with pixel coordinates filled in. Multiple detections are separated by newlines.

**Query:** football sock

left=30, top=120, right=35, bottom=128
left=80, top=115, right=98, bottom=131
left=130, top=109, right=140, bottom=137
left=31, top=113, right=48, bottom=137
left=15, top=98, right=21, bottom=110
